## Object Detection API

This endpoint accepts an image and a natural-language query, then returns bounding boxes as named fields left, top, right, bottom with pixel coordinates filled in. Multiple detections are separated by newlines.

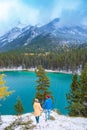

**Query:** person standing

left=43, top=95, right=53, bottom=121
left=33, top=98, right=42, bottom=124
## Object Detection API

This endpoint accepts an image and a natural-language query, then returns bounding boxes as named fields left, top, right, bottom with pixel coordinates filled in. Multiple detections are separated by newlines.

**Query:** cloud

left=82, top=17, right=87, bottom=26
left=0, top=0, right=40, bottom=35
left=0, top=0, right=87, bottom=35
left=51, top=0, right=81, bottom=18
left=51, top=0, right=83, bottom=25
left=0, top=0, right=40, bottom=23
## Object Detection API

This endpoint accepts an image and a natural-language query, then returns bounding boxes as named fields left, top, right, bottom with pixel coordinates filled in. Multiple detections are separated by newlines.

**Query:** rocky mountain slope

left=0, top=18, right=87, bottom=52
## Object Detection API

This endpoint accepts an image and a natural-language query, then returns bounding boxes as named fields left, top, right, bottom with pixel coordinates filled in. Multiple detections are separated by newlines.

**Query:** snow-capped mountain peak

left=0, top=17, right=87, bottom=52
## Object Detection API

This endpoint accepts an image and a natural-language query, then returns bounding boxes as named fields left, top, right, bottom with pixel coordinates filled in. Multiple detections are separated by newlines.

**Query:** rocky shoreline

left=0, top=67, right=81, bottom=75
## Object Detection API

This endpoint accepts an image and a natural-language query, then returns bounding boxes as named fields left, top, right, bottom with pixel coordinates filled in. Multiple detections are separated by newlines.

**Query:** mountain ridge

left=0, top=18, right=87, bottom=52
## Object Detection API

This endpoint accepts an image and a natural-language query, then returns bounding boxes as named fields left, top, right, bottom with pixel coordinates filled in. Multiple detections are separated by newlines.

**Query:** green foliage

left=79, top=63, right=87, bottom=116
left=35, top=65, right=53, bottom=105
left=67, top=64, right=87, bottom=117
left=14, top=97, right=24, bottom=115
left=66, top=74, right=81, bottom=116
left=0, top=45, right=87, bottom=72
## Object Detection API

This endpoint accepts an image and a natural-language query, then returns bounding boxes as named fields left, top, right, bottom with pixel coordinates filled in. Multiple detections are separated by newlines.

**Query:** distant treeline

left=0, top=47, right=87, bottom=72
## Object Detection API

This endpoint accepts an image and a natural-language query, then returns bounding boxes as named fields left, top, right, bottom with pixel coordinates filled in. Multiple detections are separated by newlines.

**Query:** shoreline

left=0, top=67, right=81, bottom=75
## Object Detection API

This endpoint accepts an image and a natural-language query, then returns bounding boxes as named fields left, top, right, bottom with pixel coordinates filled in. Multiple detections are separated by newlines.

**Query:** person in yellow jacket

left=33, top=98, right=42, bottom=124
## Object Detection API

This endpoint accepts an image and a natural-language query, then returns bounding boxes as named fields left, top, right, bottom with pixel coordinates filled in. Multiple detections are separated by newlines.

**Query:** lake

left=0, top=71, right=73, bottom=115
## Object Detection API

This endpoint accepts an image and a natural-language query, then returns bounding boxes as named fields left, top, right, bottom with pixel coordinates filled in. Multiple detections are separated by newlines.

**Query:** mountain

left=0, top=25, right=38, bottom=52
left=0, top=18, right=87, bottom=52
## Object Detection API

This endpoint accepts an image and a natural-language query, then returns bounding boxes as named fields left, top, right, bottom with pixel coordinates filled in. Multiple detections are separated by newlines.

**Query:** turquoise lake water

left=0, top=71, right=73, bottom=115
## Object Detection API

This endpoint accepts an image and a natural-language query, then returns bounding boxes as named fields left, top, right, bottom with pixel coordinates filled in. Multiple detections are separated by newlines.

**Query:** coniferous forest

left=0, top=44, right=87, bottom=72
left=66, top=63, right=87, bottom=117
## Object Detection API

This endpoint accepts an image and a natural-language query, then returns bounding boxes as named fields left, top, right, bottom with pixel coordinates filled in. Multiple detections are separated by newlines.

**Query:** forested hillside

left=0, top=45, right=87, bottom=72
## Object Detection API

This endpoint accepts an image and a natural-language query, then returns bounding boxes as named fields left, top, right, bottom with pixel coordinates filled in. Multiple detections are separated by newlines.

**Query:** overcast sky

left=0, top=0, right=87, bottom=35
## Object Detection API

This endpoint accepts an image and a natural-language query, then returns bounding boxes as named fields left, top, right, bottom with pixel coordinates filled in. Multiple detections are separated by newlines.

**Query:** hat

left=35, top=98, right=39, bottom=102
left=46, top=95, right=50, bottom=98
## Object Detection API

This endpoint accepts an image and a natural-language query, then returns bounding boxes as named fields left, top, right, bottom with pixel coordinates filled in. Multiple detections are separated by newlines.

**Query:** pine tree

left=14, top=97, right=24, bottom=115
left=67, top=64, right=87, bottom=117
left=66, top=74, right=82, bottom=116
left=35, top=65, right=53, bottom=105
left=80, top=63, right=87, bottom=117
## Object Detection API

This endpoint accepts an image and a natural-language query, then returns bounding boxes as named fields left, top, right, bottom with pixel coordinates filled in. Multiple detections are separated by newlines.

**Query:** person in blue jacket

left=43, top=95, right=53, bottom=121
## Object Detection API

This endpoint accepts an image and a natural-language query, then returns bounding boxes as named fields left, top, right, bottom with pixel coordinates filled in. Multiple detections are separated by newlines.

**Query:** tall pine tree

left=67, top=63, right=87, bottom=117
left=66, top=74, right=82, bottom=116
left=14, top=97, right=24, bottom=115
left=80, top=63, right=87, bottom=117
left=35, top=65, right=53, bottom=105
